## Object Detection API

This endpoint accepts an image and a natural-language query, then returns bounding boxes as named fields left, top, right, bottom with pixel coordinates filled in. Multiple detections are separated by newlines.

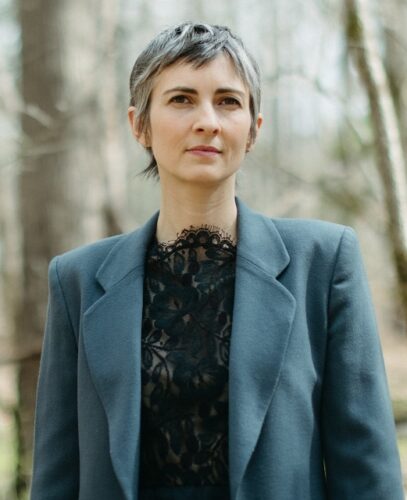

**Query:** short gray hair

left=129, top=22, right=261, bottom=179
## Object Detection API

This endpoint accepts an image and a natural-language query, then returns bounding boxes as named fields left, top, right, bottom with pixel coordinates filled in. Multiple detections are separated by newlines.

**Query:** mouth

left=187, top=145, right=221, bottom=157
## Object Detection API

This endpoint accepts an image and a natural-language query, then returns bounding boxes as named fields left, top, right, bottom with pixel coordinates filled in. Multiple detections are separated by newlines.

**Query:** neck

left=156, top=177, right=238, bottom=244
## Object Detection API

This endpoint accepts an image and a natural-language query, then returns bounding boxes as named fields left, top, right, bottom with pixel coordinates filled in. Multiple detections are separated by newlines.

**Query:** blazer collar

left=235, top=197, right=290, bottom=277
left=96, top=196, right=290, bottom=290
left=95, top=208, right=159, bottom=291
left=85, top=196, right=295, bottom=500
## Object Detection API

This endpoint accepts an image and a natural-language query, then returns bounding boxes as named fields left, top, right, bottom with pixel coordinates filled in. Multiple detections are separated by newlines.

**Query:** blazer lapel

left=229, top=199, right=296, bottom=499
left=82, top=211, right=159, bottom=500
left=81, top=197, right=296, bottom=500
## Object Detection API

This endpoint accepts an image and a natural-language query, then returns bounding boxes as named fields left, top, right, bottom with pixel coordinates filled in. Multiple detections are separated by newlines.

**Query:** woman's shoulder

left=48, top=231, right=134, bottom=286
left=271, top=216, right=352, bottom=239
left=241, top=199, right=354, bottom=248
left=54, top=232, right=124, bottom=264
left=269, top=216, right=358, bottom=258
left=48, top=209, right=160, bottom=292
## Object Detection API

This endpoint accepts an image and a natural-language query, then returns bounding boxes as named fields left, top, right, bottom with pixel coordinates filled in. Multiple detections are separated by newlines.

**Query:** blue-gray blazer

left=31, top=197, right=404, bottom=500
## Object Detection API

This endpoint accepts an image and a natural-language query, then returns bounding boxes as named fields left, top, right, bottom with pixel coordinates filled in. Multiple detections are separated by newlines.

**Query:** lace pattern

left=154, top=225, right=237, bottom=255
left=139, top=226, right=237, bottom=488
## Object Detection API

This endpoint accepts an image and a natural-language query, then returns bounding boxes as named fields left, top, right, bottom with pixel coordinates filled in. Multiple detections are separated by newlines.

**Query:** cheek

left=231, top=112, right=251, bottom=134
left=228, top=119, right=251, bottom=151
left=150, top=113, right=186, bottom=149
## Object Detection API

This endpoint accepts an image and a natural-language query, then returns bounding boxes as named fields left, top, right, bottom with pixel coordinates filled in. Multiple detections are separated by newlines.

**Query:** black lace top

left=139, top=226, right=237, bottom=490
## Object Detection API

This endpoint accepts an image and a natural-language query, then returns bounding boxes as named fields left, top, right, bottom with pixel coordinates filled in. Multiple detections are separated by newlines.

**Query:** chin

left=181, top=168, right=237, bottom=186
left=158, top=161, right=240, bottom=187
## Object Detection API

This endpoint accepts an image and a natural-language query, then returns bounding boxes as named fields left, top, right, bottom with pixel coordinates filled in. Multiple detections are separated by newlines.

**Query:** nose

left=192, top=103, right=220, bottom=134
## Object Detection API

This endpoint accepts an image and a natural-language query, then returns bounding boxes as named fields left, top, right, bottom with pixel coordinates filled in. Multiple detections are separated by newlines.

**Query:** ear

left=128, top=106, right=150, bottom=147
left=246, top=113, right=263, bottom=152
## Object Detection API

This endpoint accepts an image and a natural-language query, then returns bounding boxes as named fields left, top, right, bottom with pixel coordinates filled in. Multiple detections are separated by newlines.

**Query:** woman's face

left=130, top=53, right=262, bottom=187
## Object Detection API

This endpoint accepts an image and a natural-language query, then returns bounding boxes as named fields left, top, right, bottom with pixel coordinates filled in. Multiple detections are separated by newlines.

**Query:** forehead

left=151, top=53, right=248, bottom=95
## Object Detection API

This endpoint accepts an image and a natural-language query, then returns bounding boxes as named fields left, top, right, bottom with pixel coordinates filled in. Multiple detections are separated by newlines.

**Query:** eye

left=219, top=96, right=241, bottom=106
left=169, top=95, right=191, bottom=104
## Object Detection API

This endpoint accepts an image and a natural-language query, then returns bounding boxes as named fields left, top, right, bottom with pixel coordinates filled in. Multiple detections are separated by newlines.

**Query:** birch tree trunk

left=382, top=0, right=407, bottom=162
left=99, top=0, right=129, bottom=234
left=17, top=0, right=116, bottom=495
left=0, top=47, right=23, bottom=367
left=344, top=0, right=407, bottom=330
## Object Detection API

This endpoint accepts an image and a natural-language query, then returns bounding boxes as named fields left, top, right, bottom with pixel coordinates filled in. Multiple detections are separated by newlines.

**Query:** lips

left=187, top=145, right=221, bottom=153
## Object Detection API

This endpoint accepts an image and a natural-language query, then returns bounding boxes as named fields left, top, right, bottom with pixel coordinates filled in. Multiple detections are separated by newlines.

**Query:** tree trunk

left=344, top=0, right=407, bottom=331
left=99, top=0, right=129, bottom=234
left=17, top=0, right=114, bottom=495
left=382, top=0, right=407, bottom=163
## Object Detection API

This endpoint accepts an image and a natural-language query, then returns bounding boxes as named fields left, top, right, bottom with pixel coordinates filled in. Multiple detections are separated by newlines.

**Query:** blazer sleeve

left=30, top=256, right=80, bottom=500
left=321, top=226, right=404, bottom=499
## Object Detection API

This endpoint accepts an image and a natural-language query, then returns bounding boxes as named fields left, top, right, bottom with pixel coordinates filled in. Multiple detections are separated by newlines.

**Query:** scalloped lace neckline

left=153, top=225, right=237, bottom=256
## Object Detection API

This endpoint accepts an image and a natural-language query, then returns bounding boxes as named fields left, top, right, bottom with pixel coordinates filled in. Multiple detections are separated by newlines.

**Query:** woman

left=31, top=22, right=404, bottom=500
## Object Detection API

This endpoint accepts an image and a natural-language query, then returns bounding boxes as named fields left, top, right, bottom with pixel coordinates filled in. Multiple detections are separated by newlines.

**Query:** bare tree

left=16, top=0, right=118, bottom=495
left=344, top=0, right=407, bottom=330
left=382, top=0, right=407, bottom=159
left=99, top=0, right=130, bottom=234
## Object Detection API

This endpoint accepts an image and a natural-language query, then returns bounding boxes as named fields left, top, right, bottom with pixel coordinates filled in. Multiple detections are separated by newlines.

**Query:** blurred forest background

left=0, top=0, right=407, bottom=497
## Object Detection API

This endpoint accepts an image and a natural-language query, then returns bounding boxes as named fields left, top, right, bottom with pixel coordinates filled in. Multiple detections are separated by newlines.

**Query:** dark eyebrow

left=163, top=86, right=246, bottom=99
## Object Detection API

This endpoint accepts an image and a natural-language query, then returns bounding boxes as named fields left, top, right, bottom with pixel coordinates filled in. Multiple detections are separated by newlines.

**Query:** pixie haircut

left=129, top=22, right=261, bottom=179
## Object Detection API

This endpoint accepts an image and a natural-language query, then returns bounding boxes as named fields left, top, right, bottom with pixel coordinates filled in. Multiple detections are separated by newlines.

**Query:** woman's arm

left=322, top=226, right=404, bottom=499
left=30, top=256, right=80, bottom=499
